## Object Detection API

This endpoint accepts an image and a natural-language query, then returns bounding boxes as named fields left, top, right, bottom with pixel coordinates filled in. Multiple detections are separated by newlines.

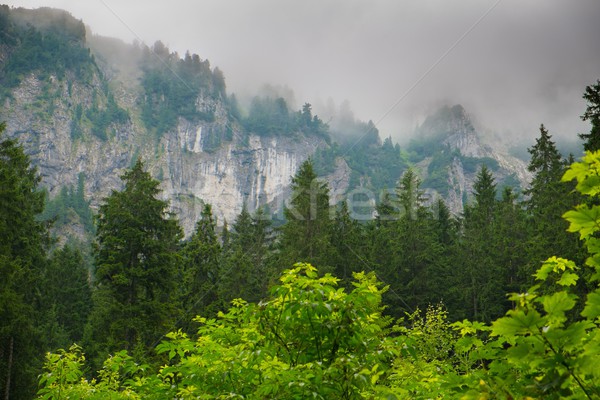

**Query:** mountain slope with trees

left=1, top=4, right=600, bottom=398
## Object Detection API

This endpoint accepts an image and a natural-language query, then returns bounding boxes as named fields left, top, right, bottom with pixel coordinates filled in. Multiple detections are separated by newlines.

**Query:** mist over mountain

left=0, top=4, right=595, bottom=238
left=3, top=0, right=599, bottom=146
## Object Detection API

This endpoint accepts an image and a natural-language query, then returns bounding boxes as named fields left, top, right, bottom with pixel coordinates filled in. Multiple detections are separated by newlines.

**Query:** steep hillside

left=0, top=6, right=531, bottom=237
left=407, top=105, right=531, bottom=213
left=0, top=6, right=333, bottom=235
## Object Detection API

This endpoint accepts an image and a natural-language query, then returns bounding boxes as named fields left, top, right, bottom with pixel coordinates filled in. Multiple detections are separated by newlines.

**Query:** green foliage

left=139, top=43, right=222, bottom=136
left=38, top=264, right=396, bottom=399
left=39, top=172, right=95, bottom=234
left=243, top=98, right=330, bottom=140
left=0, top=8, right=93, bottom=99
left=85, top=92, right=129, bottom=141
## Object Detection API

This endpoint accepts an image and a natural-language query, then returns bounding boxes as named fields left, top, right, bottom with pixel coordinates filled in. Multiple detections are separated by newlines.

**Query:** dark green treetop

left=580, top=80, right=600, bottom=152
left=86, top=159, right=182, bottom=365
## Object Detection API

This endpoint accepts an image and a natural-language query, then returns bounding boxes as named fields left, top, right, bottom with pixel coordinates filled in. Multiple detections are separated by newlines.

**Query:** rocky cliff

left=0, top=6, right=530, bottom=236
left=0, top=6, right=339, bottom=235
left=414, top=104, right=531, bottom=213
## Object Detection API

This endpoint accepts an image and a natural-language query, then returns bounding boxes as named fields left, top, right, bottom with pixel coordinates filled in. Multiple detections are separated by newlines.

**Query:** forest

left=0, top=80, right=599, bottom=398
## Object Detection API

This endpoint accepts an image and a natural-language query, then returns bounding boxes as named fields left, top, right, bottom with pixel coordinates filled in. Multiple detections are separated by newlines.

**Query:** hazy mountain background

left=0, top=2, right=598, bottom=241
left=4, top=0, right=599, bottom=146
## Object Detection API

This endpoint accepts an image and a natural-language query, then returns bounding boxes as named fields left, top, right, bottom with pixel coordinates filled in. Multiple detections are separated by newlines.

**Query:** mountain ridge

left=0, top=5, right=530, bottom=236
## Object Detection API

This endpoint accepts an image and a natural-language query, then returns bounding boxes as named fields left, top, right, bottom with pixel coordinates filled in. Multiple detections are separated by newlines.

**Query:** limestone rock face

left=0, top=7, right=532, bottom=237
left=160, top=125, right=326, bottom=234
left=1, top=70, right=331, bottom=236
left=416, top=104, right=531, bottom=214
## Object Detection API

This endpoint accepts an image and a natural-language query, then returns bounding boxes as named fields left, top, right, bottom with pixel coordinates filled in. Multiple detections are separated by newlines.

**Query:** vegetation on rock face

left=242, top=97, right=330, bottom=141
left=139, top=41, right=224, bottom=137
left=0, top=6, right=94, bottom=99
left=39, top=172, right=95, bottom=235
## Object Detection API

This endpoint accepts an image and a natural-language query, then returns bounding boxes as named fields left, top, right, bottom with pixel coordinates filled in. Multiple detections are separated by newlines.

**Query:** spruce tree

left=579, top=80, right=600, bottom=152
left=329, top=201, right=364, bottom=284
left=458, top=165, right=504, bottom=321
left=85, top=159, right=182, bottom=366
left=387, top=169, right=442, bottom=315
left=0, top=124, right=48, bottom=399
left=278, top=159, right=334, bottom=270
left=524, top=124, right=580, bottom=283
left=180, top=203, right=222, bottom=325
left=44, top=245, right=92, bottom=346
left=493, top=187, right=528, bottom=295
left=218, top=205, right=273, bottom=304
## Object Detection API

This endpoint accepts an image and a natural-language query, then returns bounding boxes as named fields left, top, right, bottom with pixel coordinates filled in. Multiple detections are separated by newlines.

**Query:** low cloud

left=5, top=0, right=600, bottom=145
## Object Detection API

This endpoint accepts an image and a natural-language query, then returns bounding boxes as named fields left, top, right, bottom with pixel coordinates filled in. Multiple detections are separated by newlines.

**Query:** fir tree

left=329, top=200, right=364, bottom=284
left=278, top=159, right=334, bottom=270
left=524, top=124, right=580, bottom=283
left=458, top=165, right=504, bottom=321
left=85, top=159, right=182, bottom=367
left=386, top=169, right=442, bottom=315
left=579, top=80, right=600, bottom=152
left=180, top=203, right=222, bottom=326
left=44, top=245, right=92, bottom=346
left=0, top=123, right=48, bottom=399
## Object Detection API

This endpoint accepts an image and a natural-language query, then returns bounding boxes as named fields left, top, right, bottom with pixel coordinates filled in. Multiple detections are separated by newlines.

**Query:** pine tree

left=458, top=165, right=504, bottom=321
left=493, top=187, right=528, bottom=295
left=278, top=159, right=334, bottom=270
left=386, top=169, right=443, bottom=315
left=525, top=124, right=565, bottom=217
left=329, top=201, right=364, bottom=284
left=0, top=123, right=48, bottom=399
left=524, top=125, right=580, bottom=283
left=579, top=80, right=600, bottom=152
left=44, top=245, right=92, bottom=346
left=85, top=159, right=182, bottom=366
left=180, top=203, right=222, bottom=326
left=218, top=205, right=274, bottom=304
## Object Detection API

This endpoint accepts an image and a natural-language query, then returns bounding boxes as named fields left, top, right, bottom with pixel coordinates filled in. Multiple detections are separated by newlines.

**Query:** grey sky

left=4, top=0, right=600, bottom=144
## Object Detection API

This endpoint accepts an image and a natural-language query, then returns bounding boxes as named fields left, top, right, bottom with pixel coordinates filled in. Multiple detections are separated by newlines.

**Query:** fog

left=4, top=0, right=600, bottom=144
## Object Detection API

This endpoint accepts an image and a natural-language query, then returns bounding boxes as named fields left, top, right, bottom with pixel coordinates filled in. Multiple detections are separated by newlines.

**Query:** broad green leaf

left=535, top=257, right=577, bottom=281
left=491, top=309, right=544, bottom=338
left=582, top=290, right=600, bottom=320
left=563, top=206, right=600, bottom=239
left=577, top=174, right=600, bottom=197
left=557, top=271, right=579, bottom=286
left=562, top=161, right=587, bottom=183
left=540, top=291, right=576, bottom=322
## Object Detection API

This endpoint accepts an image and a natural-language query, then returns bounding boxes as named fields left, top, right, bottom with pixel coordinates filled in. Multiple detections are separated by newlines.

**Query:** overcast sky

left=4, top=0, right=600, bottom=145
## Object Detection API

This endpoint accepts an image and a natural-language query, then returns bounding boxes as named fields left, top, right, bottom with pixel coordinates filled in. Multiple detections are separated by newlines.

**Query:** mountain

left=407, top=104, right=531, bottom=213
left=0, top=6, right=338, bottom=236
left=0, top=6, right=530, bottom=237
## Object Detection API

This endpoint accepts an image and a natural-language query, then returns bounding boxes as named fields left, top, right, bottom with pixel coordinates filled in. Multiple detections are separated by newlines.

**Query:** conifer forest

left=0, top=81, right=599, bottom=399
left=1, top=3, right=600, bottom=399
